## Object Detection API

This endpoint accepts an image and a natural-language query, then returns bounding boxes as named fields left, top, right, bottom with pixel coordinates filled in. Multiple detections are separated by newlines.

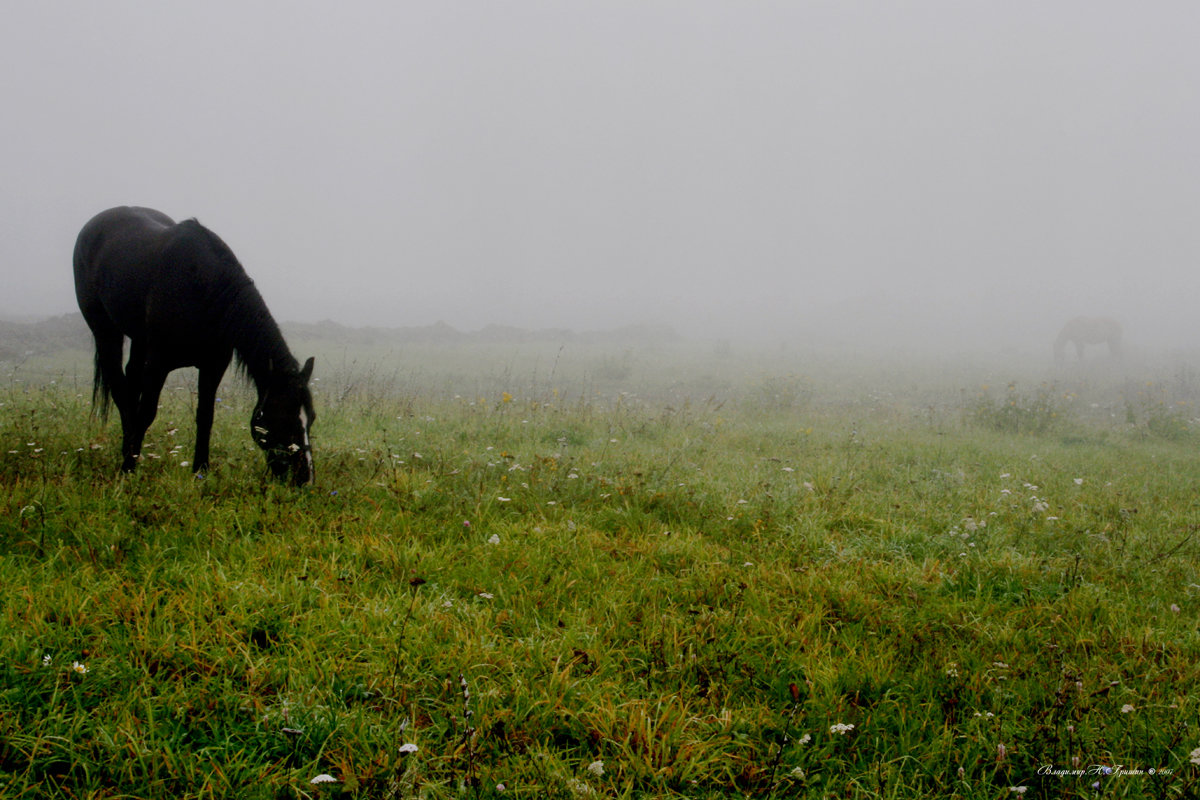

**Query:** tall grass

left=2, top=343, right=1200, bottom=798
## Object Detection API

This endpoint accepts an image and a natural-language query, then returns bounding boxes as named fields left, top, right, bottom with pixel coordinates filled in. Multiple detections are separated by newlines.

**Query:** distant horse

left=1054, top=316, right=1122, bottom=363
left=73, top=207, right=315, bottom=485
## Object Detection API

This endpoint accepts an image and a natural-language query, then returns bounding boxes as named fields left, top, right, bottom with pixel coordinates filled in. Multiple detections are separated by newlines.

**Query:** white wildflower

left=1121, top=704, right=1135, bottom=714
left=829, top=722, right=855, bottom=735
left=567, top=778, right=595, bottom=796
left=399, top=743, right=419, bottom=753
left=587, top=760, right=604, bottom=776
left=71, top=661, right=88, bottom=675
left=310, top=774, right=338, bottom=784
left=487, top=534, right=501, bottom=545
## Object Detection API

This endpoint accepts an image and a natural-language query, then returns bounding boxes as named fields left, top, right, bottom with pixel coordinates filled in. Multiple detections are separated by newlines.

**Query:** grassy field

left=2, top=338, right=1200, bottom=799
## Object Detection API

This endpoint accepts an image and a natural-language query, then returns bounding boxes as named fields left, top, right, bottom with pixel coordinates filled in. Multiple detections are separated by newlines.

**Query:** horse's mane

left=181, top=220, right=299, bottom=382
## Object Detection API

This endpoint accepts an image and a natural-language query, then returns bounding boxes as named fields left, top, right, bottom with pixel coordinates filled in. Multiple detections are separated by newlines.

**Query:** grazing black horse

left=73, top=206, right=315, bottom=485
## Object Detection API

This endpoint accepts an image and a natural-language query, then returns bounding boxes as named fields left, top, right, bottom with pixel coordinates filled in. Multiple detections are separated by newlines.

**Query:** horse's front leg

left=193, top=356, right=231, bottom=474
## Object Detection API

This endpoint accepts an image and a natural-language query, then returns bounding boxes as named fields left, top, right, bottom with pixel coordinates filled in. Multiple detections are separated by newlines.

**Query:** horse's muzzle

left=266, top=448, right=313, bottom=487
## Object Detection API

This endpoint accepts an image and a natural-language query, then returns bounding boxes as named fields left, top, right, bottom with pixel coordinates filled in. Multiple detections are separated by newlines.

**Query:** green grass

left=2, top=343, right=1200, bottom=798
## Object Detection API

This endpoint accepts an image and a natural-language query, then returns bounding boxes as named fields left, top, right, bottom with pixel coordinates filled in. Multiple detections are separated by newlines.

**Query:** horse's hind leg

left=91, top=334, right=142, bottom=472
left=115, top=340, right=167, bottom=472
left=92, top=334, right=127, bottom=413
left=123, top=360, right=169, bottom=472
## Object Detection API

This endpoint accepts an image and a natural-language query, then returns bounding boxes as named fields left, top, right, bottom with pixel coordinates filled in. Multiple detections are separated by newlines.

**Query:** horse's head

left=251, top=356, right=316, bottom=486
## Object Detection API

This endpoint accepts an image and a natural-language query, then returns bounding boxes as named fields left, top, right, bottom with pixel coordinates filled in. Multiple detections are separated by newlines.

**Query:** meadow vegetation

left=2, top=337, right=1200, bottom=798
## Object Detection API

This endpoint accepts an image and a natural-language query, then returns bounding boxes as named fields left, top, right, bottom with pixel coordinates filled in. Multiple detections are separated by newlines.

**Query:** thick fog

left=3, top=2, right=1199, bottom=352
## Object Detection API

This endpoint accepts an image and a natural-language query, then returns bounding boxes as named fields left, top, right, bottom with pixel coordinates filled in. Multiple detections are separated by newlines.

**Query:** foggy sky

left=3, top=2, right=1199, bottom=349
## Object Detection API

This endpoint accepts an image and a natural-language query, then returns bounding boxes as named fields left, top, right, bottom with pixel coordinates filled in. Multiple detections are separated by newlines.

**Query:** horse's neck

left=225, top=286, right=297, bottom=386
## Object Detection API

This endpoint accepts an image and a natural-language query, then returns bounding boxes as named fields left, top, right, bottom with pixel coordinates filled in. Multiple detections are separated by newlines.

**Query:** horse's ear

left=300, top=356, right=314, bottom=383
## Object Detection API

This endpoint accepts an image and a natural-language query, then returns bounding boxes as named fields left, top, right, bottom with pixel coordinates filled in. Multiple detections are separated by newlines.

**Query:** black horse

left=73, top=206, right=315, bottom=485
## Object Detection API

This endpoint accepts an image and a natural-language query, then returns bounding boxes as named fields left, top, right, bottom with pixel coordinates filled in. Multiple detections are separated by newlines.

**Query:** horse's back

left=75, top=206, right=175, bottom=265
left=1064, top=316, right=1121, bottom=343
left=74, top=207, right=176, bottom=296
left=74, top=206, right=257, bottom=369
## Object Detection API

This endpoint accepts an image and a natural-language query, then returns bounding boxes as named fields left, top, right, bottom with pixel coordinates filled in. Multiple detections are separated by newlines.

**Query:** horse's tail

left=92, top=348, right=112, bottom=420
